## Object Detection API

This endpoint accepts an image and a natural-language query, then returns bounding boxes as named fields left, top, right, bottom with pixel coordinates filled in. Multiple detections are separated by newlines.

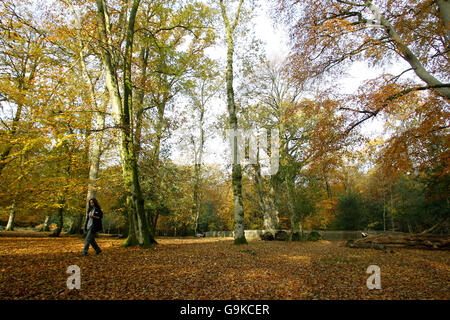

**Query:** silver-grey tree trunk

left=5, top=201, right=15, bottom=231
left=253, top=161, right=278, bottom=232
left=192, top=94, right=206, bottom=235
left=220, top=0, right=247, bottom=245
left=66, top=0, right=107, bottom=235
left=40, top=215, right=50, bottom=232
left=84, top=97, right=107, bottom=219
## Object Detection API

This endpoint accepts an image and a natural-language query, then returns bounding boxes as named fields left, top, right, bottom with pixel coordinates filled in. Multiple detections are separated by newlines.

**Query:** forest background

left=0, top=0, right=448, bottom=244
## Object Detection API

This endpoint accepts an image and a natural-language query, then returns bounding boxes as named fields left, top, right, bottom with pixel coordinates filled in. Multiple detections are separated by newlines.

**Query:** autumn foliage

left=0, top=0, right=448, bottom=302
left=0, top=235, right=449, bottom=300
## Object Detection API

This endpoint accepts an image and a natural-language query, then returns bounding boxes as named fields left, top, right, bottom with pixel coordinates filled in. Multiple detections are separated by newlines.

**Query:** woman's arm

left=90, top=209, right=103, bottom=219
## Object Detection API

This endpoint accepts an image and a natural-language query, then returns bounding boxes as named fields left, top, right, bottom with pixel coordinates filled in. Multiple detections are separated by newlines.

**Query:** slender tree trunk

left=285, top=174, right=298, bottom=240
left=220, top=0, right=247, bottom=245
left=69, top=212, right=84, bottom=235
left=41, top=215, right=50, bottom=232
left=82, top=94, right=107, bottom=227
left=142, top=102, right=166, bottom=244
left=390, top=184, right=395, bottom=231
left=265, top=187, right=279, bottom=231
left=192, top=102, right=205, bottom=235
left=382, top=188, right=386, bottom=231
left=5, top=155, right=25, bottom=232
left=67, top=1, right=108, bottom=235
left=5, top=201, right=16, bottom=231
left=153, top=103, right=166, bottom=161
left=253, top=162, right=278, bottom=232
left=192, top=156, right=202, bottom=236
left=193, top=164, right=201, bottom=235
left=68, top=129, right=88, bottom=235
left=144, top=102, right=166, bottom=242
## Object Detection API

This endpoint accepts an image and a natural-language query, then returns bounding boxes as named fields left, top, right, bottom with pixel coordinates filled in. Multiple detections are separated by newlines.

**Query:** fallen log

left=346, top=233, right=450, bottom=250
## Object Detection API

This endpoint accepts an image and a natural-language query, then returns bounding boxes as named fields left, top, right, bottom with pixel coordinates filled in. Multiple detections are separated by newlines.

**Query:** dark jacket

left=84, top=207, right=103, bottom=233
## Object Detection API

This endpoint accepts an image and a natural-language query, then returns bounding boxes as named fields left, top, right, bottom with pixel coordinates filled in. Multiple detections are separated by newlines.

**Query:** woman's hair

left=88, top=198, right=101, bottom=212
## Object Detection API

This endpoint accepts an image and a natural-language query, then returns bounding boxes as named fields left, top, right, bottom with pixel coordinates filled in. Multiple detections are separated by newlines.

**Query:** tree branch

left=344, top=83, right=450, bottom=134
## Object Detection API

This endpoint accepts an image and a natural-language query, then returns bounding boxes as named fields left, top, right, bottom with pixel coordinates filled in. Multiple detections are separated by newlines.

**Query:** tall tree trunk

left=264, top=187, right=279, bottom=231
left=5, top=200, right=16, bottom=231
left=285, top=173, right=298, bottom=241
left=390, top=184, right=395, bottom=231
left=220, top=0, right=247, bottom=245
left=122, top=0, right=154, bottom=247
left=69, top=214, right=84, bottom=235
left=383, top=189, right=386, bottom=231
left=193, top=163, right=201, bottom=235
left=51, top=199, right=65, bottom=237
left=192, top=102, right=205, bottom=235
left=96, top=0, right=154, bottom=247
left=81, top=94, right=108, bottom=232
left=253, top=161, right=278, bottom=232
left=67, top=0, right=108, bottom=235
left=134, top=46, right=149, bottom=162
left=144, top=102, right=167, bottom=243
left=192, top=145, right=203, bottom=235
left=68, top=129, right=87, bottom=235
left=148, top=211, right=159, bottom=237
left=6, top=155, right=25, bottom=231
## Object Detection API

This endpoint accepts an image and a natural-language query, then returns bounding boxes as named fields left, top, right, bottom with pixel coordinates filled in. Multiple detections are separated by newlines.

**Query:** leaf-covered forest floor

left=0, top=234, right=448, bottom=300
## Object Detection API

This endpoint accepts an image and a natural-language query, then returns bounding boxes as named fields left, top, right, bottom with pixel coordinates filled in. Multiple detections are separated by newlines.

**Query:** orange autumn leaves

left=0, top=234, right=449, bottom=300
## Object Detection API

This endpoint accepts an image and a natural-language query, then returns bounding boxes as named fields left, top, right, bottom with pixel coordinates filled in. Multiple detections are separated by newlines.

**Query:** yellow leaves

left=54, top=134, right=77, bottom=149
left=368, top=137, right=384, bottom=146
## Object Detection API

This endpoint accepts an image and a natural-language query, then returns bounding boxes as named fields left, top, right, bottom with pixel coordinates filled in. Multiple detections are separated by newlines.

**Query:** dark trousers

left=83, top=227, right=101, bottom=254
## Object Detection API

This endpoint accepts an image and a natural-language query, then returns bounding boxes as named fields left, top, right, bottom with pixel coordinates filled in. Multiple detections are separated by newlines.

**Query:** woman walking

left=81, top=198, right=103, bottom=256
